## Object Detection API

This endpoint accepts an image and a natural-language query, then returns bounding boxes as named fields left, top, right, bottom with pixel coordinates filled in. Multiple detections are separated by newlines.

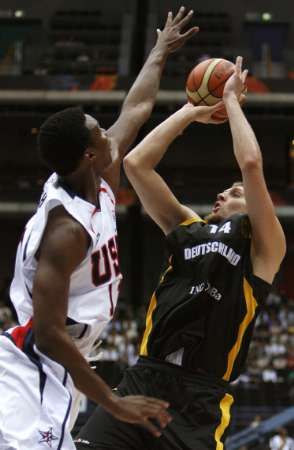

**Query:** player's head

left=206, top=182, right=246, bottom=223
left=38, top=106, right=112, bottom=176
left=277, top=428, right=288, bottom=437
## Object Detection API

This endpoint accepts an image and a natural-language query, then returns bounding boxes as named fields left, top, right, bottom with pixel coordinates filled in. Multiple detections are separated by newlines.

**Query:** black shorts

left=75, top=357, right=234, bottom=450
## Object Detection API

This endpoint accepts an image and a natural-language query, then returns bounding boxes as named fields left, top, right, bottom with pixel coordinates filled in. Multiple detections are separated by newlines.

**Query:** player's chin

left=205, top=211, right=222, bottom=224
left=106, top=155, right=113, bottom=169
left=95, top=158, right=112, bottom=176
left=102, top=154, right=113, bottom=171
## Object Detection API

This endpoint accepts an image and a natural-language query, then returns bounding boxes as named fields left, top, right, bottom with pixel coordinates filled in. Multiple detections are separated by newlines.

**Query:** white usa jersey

left=9, top=172, right=122, bottom=356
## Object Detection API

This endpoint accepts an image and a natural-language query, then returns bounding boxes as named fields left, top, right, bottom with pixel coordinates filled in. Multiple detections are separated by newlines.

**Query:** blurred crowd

left=0, top=305, right=16, bottom=333
left=0, top=277, right=16, bottom=332
left=237, top=291, right=294, bottom=385
left=98, top=303, right=144, bottom=367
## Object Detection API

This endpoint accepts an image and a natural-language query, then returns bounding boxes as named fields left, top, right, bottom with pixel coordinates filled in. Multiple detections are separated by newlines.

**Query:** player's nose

left=217, top=192, right=226, bottom=201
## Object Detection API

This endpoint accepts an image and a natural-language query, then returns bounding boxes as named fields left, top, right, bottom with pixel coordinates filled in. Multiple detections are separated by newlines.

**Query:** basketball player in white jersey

left=0, top=7, right=198, bottom=449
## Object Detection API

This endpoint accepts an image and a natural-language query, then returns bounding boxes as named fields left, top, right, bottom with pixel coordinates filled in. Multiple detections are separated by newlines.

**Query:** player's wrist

left=103, top=395, right=134, bottom=421
left=177, top=104, right=197, bottom=126
left=223, top=91, right=239, bottom=103
left=101, top=391, right=121, bottom=414
left=152, top=40, right=170, bottom=60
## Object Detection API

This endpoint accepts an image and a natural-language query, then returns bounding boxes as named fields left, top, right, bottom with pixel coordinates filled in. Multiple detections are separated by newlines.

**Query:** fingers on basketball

left=235, top=56, right=243, bottom=77
left=211, top=102, right=225, bottom=112
left=242, top=69, right=249, bottom=84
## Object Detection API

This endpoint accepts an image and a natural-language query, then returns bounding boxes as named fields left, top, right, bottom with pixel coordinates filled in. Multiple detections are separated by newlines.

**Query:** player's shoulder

left=178, top=216, right=206, bottom=227
left=176, top=216, right=207, bottom=234
left=45, top=206, right=89, bottom=247
left=38, top=206, right=90, bottom=264
left=48, top=205, right=87, bottom=233
left=226, top=213, right=251, bottom=238
left=167, top=216, right=206, bottom=245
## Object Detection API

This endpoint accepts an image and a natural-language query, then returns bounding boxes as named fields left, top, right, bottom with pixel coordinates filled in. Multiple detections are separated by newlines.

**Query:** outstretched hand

left=156, top=6, right=199, bottom=54
left=223, top=56, right=248, bottom=101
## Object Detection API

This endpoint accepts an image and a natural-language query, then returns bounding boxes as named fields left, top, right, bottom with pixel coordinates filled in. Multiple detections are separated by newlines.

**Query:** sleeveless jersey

left=9, top=173, right=122, bottom=357
left=140, top=214, right=271, bottom=382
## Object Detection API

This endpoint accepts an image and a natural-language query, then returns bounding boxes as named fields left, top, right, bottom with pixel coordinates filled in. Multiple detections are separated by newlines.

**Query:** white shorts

left=0, top=334, right=76, bottom=450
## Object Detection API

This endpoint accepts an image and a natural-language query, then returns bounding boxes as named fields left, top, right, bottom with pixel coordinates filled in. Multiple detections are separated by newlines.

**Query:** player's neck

left=61, top=169, right=100, bottom=207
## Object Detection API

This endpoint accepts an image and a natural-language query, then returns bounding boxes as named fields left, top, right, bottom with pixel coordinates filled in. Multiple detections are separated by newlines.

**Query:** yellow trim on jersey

left=180, top=217, right=205, bottom=226
left=140, top=292, right=158, bottom=356
left=214, top=393, right=234, bottom=449
left=159, top=264, right=172, bottom=283
left=223, top=277, right=258, bottom=381
left=140, top=265, right=172, bottom=356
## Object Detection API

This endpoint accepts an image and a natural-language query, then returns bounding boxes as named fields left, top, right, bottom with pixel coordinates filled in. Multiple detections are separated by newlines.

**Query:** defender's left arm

left=103, top=7, right=198, bottom=193
left=223, top=57, right=286, bottom=283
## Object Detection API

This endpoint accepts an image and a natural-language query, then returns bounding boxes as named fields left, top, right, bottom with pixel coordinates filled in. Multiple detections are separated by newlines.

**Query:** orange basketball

left=186, top=58, right=235, bottom=120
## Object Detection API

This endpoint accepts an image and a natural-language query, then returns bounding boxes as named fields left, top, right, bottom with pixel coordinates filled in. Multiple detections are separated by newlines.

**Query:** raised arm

left=33, top=206, right=171, bottom=436
left=103, top=7, right=199, bottom=193
left=124, top=102, right=224, bottom=234
left=223, top=57, right=286, bottom=283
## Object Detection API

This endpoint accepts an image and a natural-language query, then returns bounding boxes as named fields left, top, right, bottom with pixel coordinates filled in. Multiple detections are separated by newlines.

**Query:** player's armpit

left=124, top=162, right=198, bottom=235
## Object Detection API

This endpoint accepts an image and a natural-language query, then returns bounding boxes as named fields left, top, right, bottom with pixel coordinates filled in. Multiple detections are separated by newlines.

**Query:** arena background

left=0, top=1, right=293, bottom=448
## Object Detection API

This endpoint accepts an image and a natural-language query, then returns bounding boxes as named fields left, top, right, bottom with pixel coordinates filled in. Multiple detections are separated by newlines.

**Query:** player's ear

left=84, top=151, right=96, bottom=162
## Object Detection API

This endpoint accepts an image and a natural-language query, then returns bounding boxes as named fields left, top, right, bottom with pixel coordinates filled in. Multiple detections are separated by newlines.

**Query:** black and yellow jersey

left=139, top=214, right=271, bottom=382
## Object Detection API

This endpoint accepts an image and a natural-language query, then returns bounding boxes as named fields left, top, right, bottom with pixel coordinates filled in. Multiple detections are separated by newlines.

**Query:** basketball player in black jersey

left=75, top=57, right=286, bottom=450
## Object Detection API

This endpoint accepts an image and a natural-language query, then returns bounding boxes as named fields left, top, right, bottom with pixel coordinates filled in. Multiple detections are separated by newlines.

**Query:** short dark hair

left=38, top=106, right=91, bottom=176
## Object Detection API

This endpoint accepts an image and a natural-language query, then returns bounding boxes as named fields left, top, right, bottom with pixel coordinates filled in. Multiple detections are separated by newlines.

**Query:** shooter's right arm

left=223, top=57, right=286, bottom=283
left=32, top=206, right=170, bottom=435
left=123, top=102, right=223, bottom=234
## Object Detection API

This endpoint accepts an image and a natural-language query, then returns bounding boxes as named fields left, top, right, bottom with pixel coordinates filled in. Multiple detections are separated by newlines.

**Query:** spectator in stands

left=0, top=306, right=16, bottom=332
left=269, top=428, right=294, bottom=450
left=250, top=414, right=262, bottom=429
left=262, top=360, right=279, bottom=382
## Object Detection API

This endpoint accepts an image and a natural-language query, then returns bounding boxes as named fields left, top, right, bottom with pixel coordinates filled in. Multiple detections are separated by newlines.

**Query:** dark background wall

left=0, top=0, right=293, bottom=46
left=152, top=0, right=294, bottom=47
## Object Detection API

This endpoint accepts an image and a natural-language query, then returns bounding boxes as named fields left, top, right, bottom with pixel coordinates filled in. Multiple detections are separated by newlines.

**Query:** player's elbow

left=240, top=156, right=262, bottom=173
left=123, top=154, right=140, bottom=176
left=123, top=103, right=152, bottom=127
left=124, top=99, right=153, bottom=123
left=136, top=102, right=153, bottom=121
left=34, top=326, right=62, bottom=357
